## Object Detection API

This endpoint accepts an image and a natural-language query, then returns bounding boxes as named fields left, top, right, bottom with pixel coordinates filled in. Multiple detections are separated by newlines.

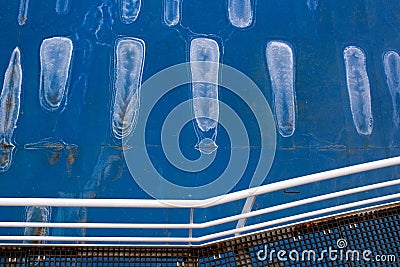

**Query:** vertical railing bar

left=189, top=208, right=194, bottom=245
left=235, top=195, right=257, bottom=236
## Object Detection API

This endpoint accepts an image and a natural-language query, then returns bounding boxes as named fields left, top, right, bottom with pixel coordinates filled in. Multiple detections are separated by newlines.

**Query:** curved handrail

left=0, top=156, right=399, bottom=208
left=0, top=156, right=399, bottom=245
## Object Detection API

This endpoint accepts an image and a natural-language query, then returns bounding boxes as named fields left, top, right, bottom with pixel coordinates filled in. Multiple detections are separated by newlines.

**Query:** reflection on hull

left=17, top=0, right=30, bottom=26
left=306, top=0, right=319, bottom=13
left=343, top=46, right=373, bottom=136
left=266, top=41, right=296, bottom=137
left=112, top=37, right=145, bottom=139
left=39, top=37, right=73, bottom=112
left=383, top=51, right=400, bottom=128
left=0, top=47, right=22, bottom=172
left=119, top=0, right=141, bottom=24
left=190, top=38, right=220, bottom=154
left=24, top=206, right=51, bottom=244
left=227, top=0, right=253, bottom=28
left=56, top=0, right=70, bottom=15
left=163, top=0, right=182, bottom=27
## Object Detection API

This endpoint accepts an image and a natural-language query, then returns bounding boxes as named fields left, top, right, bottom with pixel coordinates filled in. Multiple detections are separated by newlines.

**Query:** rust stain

left=41, top=143, right=64, bottom=151
left=1, top=154, right=9, bottom=164
left=49, top=152, right=60, bottom=165
left=108, top=145, right=133, bottom=151
left=67, top=153, right=76, bottom=165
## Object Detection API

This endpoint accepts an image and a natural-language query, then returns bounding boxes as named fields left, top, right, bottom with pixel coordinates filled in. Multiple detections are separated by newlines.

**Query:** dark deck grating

left=1, top=203, right=399, bottom=266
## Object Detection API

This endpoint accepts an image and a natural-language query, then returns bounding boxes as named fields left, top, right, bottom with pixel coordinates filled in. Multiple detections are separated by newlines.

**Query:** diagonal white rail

left=0, top=156, right=399, bottom=245
left=1, top=156, right=400, bottom=208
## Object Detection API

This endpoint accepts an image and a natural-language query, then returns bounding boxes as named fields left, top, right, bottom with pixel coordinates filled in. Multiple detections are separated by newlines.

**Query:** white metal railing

left=0, top=156, right=400, bottom=245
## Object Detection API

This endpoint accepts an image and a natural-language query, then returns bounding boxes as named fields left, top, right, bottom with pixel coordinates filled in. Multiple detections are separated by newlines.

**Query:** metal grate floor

left=1, top=203, right=399, bottom=266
